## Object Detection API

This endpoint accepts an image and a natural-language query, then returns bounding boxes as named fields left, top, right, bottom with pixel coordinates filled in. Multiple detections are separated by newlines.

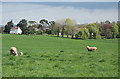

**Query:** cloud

left=2, top=3, right=118, bottom=25
left=1, top=0, right=120, bottom=2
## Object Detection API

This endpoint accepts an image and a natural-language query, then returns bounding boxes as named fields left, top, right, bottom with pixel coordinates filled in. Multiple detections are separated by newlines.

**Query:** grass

left=2, top=34, right=118, bottom=77
left=0, top=34, right=1, bottom=79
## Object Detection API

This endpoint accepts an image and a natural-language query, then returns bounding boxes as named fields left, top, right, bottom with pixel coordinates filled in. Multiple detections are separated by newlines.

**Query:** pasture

left=2, top=34, right=118, bottom=77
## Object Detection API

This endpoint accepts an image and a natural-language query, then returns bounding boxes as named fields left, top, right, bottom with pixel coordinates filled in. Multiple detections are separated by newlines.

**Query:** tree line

left=1, top=18, right=120, bottom=39
left=76, top=21, right=119, bottom=39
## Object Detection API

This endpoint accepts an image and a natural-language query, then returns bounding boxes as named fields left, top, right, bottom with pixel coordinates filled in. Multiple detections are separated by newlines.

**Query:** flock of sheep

left=10, top=46, right=97, bottom=56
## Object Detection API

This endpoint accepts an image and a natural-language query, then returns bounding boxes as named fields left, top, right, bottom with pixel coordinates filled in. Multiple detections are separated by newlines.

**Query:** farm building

left=10, top=27, right=22, bottom=34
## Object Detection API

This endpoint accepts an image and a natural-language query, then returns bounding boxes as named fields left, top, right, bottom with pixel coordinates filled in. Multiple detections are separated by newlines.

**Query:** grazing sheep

left=20, top=52, right=23, bottom=56
left=10, top=47, right=18, bottom=56
left=86, top=46, right=97, bottom=51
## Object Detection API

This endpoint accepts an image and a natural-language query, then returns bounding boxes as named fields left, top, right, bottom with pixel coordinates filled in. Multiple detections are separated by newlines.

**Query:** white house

left=10, top=27, right=22, bottom=34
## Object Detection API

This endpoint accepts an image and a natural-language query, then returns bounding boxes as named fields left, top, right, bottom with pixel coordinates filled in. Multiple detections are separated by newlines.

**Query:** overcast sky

left=1, top=1, right=119, bottom=25
left=1, top=0, right=120, bottom=2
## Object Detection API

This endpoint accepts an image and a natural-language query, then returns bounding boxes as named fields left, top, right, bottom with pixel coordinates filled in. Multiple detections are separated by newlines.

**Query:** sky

left=1, top=0, right=120, bottom=2
left=1, top=1, right=119, bottom=25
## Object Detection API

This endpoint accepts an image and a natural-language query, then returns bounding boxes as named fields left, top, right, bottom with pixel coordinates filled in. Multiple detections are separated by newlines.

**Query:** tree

left=36, top=29, right=43, bottom=35
left=27, top=27, right=36, bottom=34
left=17, top=19, right=28, bottom=34
left=49, top=21, right=55, bottom=35
left=102, top=24, right=112, bottom=31
left=88, top=24, right=96, bottom=39
left=54, top=19, right=65, bottom=37
left=4, top=20, right=14, bottom=33
left=28, top=21, right=38, bottom=28
left=58, top=19, right=65, bottom=37
left=83, top=24, right=87, bottom=28
left=111, top=22, right=119, bottom=38
left=75, top=28, right=90, bottom=39
left=65, top=18, right=72, bottom=38
left=104, top=29, right=113, bottom=39
left=71, top=20, right=77, bottom=39
left=102, top=24, right=112, bottom=38
left=61, top=25, right=65, bottom=37
left=88, top=24, right=101, bottom=39
left=23, top=27, right=29, bottom=35
left=54, top=22, right=61, bottom=37
left=105, top=20, right=110, bottom=24
left=39, top=19, right=49, bottom=31
left=0, top=26, right=3, bottom=33
left=117, top=21, right=120, bottom=38
left=38, top=24, right=43, bottom=30
left=17, top=19, right=27, bottom=27
left=40, top=19, right=49, bottom=26
left=4, top=25, right=11, bottom=33
left=45, top=29, right=51, bottom=34
left=22, top=26, right=36, bottom=35
left=39, top=19, right=49, bottom=33
left=99, top=22, right=104, bottom=35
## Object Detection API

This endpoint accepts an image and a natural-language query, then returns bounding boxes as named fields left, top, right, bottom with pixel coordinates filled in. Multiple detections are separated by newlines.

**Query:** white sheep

left=86, top=46, right=97, bottom=51
left=20, top=52, right=23, bottom=56
left=10, top=47, right=18, bottom=56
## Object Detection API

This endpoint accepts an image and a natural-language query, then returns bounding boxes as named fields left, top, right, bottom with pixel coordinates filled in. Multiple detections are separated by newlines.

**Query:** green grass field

left=2, top=34, right=118, bottom=77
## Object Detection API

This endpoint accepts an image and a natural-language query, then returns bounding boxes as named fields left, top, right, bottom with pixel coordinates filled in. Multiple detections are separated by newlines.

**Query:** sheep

left=86, top=46, right=97, bottom=51
left=20, top=52, right=23, bottom=56
left=10, top=47, right=18, bottom=56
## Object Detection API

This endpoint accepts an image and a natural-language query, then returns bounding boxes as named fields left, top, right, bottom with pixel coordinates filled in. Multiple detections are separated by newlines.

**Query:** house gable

left=10, top=27, right=22, bottom=34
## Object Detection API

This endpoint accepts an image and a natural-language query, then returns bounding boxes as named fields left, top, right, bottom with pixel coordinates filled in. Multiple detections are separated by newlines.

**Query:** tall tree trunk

left=71, top=30, right=74, bottom=39
left=62, top=26, right=64, bottom=38
left=57, top=32, right=59, bottom=37
left=71, top=35, right=74, bottom=39
left=57, top=27, right=59, bottom=37
left=62, top=33, right=64, bottom=37
left=67, top=34, right=69, bottom=38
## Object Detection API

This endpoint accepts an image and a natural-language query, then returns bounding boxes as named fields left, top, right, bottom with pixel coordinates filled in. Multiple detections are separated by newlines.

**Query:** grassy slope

left=2, top=34, right=118, bottom=77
